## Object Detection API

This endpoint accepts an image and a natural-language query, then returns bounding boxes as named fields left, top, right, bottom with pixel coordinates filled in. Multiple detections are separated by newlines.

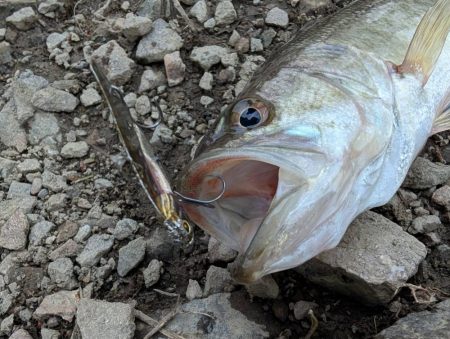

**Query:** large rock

left=0, top=41, right=12, bottom=64
left=17, top=158, right=41, bottom=174
left=113, top=218, right=138, bottom=240
left=265, top=7, right=289, bottom=28
left=7, top=181, right=32, bottom=199
left=38, top=0, right=64, bottom=16
left=79, top=88, right=102, bottom=107
left=190, top=45, right=228, bottom=70
left=29, top=220, right=56, bottom=246
left=49, top=239, right=81, bottom=260
left=409, top=215, right=441, bottom=234
left=48, top=257, right=76, bottom=288
left=137, top=0, right=163, bottom=20
left=165, top=293, right=269, bottom=338
left=0, top=197, right=36, bottom=222
left=92, top=40, right=135, bottom=85
left=117, top=237, right=146, bottom=277
left=0, top=290, right=14, bottom=316
left=402, top=157, right=450, bottom=189
left=46, top=32, right=67, bottom=52
left=12, top=70, right=49, bottom=123
left=34, top=290, right=81, bottom=322
left=431, top=185, right=450, bottom=208
left=32, top=87, right=79, bottom=113
left=164, top=51, right=185, bottom=87
left=190, top=0, right=208, bottom=23
left=27, top=112, right=60, bottom=145
left=214, top=0, right=236, bottom=25
left=0, top=313, right=14, bottom=336
left=203, top=265, right=235, bottom=296
left=41, top=170, right=66, bottom=192
left=0, top=209, right=29, bottom=250
left=138, top=68, right=166, bottom=92
left=6, top=7, right=37, bottom=30
left=296, top=211, right=427, bottom=305
left=136, top=19, right=183, bottom=64
left=375, top=299, right=450, bottom=339
left=121, top=13, right=153, bottom=41
left=0, top=157, right=17, bottom=183
left=0, top=100, right=27, bottom=152
left=76, top=299, right=135, bottom=339
left=60, top=141, right=89, bottom=159
left=76, top=234, right=114, bottom=267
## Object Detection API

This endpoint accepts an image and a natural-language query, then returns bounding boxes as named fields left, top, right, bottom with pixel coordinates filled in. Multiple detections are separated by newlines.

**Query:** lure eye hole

left=231, top=98, right=272, bottom=129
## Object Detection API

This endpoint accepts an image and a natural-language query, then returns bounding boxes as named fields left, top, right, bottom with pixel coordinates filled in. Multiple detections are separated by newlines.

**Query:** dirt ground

left=0, top=0, right=449, bottom=338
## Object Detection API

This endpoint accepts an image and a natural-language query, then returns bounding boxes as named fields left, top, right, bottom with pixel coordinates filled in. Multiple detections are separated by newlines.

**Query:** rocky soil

left=0, top=0, right=449, bottom=338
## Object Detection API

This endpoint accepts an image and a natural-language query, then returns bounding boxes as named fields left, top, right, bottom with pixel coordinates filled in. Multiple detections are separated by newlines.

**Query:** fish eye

left=230, top=98, right=272, bottom=129
left=240, top=107, right=261, bottom=127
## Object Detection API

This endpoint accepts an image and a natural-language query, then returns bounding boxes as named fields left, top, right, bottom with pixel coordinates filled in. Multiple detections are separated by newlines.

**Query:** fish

left=180, top=0, right=450, bottom=283
left=90, top=59, right=194, bottom=243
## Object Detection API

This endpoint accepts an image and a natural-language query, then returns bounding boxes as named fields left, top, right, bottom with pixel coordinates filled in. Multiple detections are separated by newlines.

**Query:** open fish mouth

left=181, top=148, right=304, bottom=254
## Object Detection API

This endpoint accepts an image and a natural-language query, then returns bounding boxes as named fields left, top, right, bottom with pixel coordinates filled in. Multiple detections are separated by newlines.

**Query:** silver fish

left=180, top=0, right=450, bottom=283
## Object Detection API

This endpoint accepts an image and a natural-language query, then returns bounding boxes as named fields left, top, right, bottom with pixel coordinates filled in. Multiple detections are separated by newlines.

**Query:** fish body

left=181, top=0, right=450, bottom=282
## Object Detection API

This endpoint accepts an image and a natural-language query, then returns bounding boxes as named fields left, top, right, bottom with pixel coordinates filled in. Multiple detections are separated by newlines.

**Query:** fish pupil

left=240, top=107, right=261, bottom=127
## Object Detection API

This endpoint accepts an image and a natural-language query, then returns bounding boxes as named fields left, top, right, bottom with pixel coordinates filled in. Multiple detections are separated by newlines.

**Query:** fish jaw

left=180, top=144, right=350, bottom=277
left=230, top=172, right=354, bottom=284
left=180, top=147, right=313, bottom=251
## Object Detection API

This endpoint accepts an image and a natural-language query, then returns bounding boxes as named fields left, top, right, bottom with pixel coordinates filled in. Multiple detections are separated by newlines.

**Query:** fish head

left=181, top=61, right=388, bottom=283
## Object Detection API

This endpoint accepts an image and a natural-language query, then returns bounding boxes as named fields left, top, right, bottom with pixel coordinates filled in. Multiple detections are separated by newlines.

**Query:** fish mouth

left=181, top=148, right=303, bottom=253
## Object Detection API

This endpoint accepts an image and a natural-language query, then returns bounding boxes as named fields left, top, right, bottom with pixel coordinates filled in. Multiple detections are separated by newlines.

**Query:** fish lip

left=185, top=146, right=305, bottom=180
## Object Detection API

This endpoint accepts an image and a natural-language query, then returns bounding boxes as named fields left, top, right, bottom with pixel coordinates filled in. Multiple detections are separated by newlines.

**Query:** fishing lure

left=90, top=59, right=197, bottom=242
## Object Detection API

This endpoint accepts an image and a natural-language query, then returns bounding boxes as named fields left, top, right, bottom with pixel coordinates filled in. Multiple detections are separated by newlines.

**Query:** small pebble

left=265, top=7, right=289, bottom=28
left=200, top=96, right=214, bottom=107
left=186, top=279, right=203, bottom=300
left=143, top=259, right=163, bottom=288
left=199, top=72, right=213, bottom=91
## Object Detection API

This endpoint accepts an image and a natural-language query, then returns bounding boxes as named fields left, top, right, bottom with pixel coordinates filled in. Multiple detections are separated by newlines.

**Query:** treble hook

left=135, top=100, right=163, bottom=130
left=174, top=175, right=226, bottom=208
left=110, top=85, right=162, bottom=130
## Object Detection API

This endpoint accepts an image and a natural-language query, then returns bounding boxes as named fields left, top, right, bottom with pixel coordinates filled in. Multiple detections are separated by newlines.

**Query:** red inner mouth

left=182, top=159, right=279, bottom=251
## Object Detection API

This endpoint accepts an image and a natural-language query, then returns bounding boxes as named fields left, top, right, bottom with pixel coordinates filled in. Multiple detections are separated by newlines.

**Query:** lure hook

left=174, top=175, right=226, bottom=208
left=110, top=85, right=162, bottom=130
left=135, top=100, right=162, bottom=130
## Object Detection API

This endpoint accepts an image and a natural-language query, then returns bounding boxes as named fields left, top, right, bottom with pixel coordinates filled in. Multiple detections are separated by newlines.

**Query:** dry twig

left=402, top=283, right=437, bottom=304
left=170, top=0, right=197, bottom=32
left=94, top=0, right=113, bottom=19
left=304, top=309, right=319, bottom=339
left=134, top=309, right=185, bottom=339
left=154, top=288, right=179, bottom=298
left=143, top=298, right=181, bottom=339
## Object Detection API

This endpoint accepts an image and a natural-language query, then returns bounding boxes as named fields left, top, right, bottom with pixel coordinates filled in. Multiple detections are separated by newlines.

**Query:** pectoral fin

left=432, top=90, right=450, bottom=134
left=398, top=0, right=450, bottom=85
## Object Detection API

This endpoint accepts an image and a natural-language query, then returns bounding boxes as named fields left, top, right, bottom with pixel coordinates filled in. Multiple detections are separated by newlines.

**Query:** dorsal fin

left=398, top=0, right=450, bottom=85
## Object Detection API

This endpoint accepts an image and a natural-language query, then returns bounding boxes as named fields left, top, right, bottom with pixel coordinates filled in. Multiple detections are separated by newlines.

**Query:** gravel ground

left=0, top=0, right=449, bottom=338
